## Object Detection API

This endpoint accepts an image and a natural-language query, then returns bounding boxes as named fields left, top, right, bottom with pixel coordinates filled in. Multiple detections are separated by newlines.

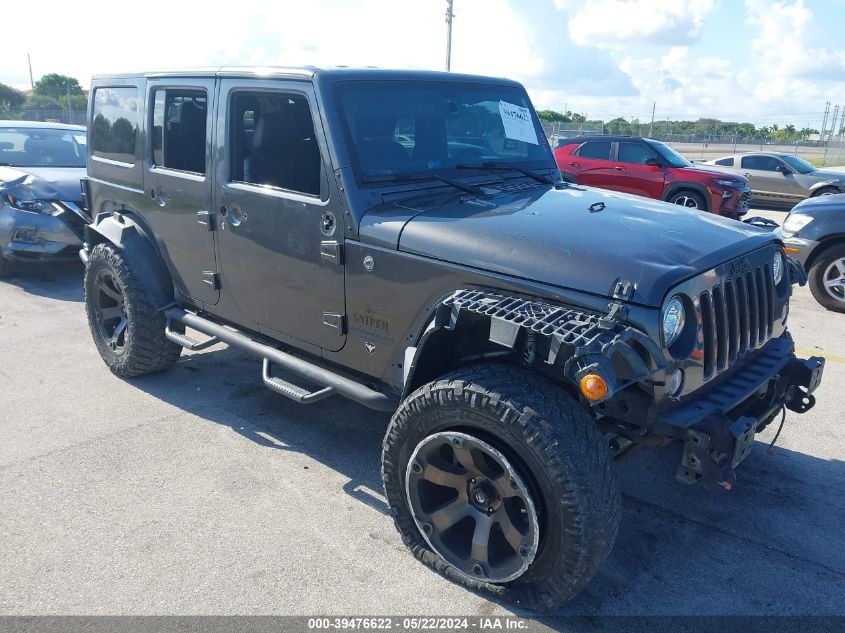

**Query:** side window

left=91, top=87, right=139, bottom=164
left=715, top=157, right=734, bottom=166
left=741, top=155, right=781, bottom=171
left=575, top=141, right=611, bottom=160
left=618, top=142, right=658, bottom=164
left=230, top=91, right=321, bottom=197
left=151, top=89, right=207, bottom=174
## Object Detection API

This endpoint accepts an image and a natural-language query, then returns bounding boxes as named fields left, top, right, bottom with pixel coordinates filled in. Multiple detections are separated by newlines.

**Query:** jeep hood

left=0, top=166, right=86, bottom=202
left=389, top=185, right=776, bottom=307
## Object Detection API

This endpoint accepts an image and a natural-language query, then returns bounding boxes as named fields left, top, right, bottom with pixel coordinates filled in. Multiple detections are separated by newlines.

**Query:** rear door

left=568, top=140, right=618, bottom=190
left=613, top=141, right=666, bottom=199
left=212, top=79, right=346, bottom=351
left=143, top=78, right=219, bottom=305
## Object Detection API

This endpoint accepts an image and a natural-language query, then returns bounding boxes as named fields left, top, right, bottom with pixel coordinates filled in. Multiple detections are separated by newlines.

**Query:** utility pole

left=445, top=0, right=454, bottom=72
left=828, top=105, right=840, bottom=143
left=649, top=101, right=655, bottom=138
left=821, top=101, right=831, bottom=142
left=27, top=54, right=34, bottom=91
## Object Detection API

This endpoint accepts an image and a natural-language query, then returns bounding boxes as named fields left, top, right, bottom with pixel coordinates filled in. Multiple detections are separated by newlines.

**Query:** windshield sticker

left=74, top=135, right=87, bottom=145
left=499, top=101, right=538, bottom=145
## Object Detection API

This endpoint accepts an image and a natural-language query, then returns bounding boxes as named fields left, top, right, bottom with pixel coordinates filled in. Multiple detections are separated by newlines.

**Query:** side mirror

left=644, top=157, right=663, bottom=167
left=778, top=164, right=793, bottom=174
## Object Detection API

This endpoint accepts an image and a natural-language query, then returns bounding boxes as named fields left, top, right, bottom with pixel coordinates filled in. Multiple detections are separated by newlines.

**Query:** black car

left=779, top=192, right=845, bottom=312
left=79, top=67, right=823, bottom=610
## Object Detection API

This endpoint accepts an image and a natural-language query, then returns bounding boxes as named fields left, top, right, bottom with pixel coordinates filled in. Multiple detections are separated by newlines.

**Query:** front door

left=213, top=79, right=346, bottom=351
left=740, top=155, right=803, bottom=205
left=143, top=78, right=219, bottom=305
left=613, top=141, right=666, bottom=198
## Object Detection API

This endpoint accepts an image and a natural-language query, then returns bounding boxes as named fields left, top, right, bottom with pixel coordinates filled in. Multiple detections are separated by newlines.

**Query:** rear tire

left=808, top=243, right=845, bottom=313
left=381, top=364, right=619, bottom=611
left=84, top=242, right=181, bottom=377
left=668, top=189, right=707, bottom=210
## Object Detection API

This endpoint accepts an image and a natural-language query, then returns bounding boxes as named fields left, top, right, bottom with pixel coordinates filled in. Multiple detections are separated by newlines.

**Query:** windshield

left=335, top=81, right=551, bottom=181
left=780, top=154, right=816, bottom=174
left=0, top=127, right=86, bottom=168
left=650, top=140, right=690, bottom=168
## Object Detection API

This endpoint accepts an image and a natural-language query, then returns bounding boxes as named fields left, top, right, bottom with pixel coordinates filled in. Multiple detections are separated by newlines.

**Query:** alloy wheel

left=93, top=269, right=128, bottom=354
left=405, top=431, right=539, bottom=583
left=671, top=194, right=700, bottom=208
left=822, top=257, right=845, bottom=303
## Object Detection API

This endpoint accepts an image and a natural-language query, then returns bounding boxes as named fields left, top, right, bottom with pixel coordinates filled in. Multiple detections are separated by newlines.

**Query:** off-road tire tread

left=808, top=242, right=845, bottom=313
left=381, top=364, right=619, bottom=611
left=84, top=242, right=181, bottom=376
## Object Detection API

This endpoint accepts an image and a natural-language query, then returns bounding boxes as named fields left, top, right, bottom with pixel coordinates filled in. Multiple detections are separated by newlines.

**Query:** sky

left=2, top=0, right=844, bottom=128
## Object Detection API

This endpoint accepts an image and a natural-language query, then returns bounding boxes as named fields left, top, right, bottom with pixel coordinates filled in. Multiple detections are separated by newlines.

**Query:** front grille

left=698, top=263, right=775, bottom=380
left=735, top=190, right=752, bottom=210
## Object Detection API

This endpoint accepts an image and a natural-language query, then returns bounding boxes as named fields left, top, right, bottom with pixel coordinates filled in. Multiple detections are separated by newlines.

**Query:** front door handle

left=150, top=188, right=168, bottom=207
left=569, top=161, right=580, bottom=167
left=613, top=166, right=626, bottom=171
left=228, top=206, right=247, bottom=227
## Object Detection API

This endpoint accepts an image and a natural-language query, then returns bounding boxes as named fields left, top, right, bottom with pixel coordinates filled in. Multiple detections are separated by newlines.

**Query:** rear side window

left=715, top=157, right=734, bottom=166
left=91, top=87, right=139, bottom=164
left=151, top=89, right=208, bottom=174
left=229, top=91, right=321, bottom=196
left=618, top=142, right=657, bottom=164
left=741, top=155, right=781, bottom=171
left=575, top=141, right=611, bottom=160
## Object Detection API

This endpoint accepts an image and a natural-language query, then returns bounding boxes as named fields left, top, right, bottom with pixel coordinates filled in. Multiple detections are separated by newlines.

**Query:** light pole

left=445, top=0, right=454, bottom=71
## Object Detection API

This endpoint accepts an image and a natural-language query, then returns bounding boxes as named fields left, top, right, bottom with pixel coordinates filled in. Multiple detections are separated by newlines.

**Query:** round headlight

left=773, top=252, right=784, bottom=285
left=662, top=295, right=685, bottom=347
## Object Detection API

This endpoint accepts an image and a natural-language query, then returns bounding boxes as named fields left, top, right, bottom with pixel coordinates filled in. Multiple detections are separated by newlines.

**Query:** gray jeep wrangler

left=80, top=67, right=824, bottom=610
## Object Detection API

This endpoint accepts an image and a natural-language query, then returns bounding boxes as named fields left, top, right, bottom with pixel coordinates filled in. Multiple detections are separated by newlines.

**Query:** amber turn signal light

left=784, top=246, right=801, bottom=254
left=580, top=374, right=608, bottom=401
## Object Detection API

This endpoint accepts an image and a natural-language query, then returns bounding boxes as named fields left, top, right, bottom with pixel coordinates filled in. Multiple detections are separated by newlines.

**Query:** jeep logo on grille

left=729, top=259, right=750, bottom=277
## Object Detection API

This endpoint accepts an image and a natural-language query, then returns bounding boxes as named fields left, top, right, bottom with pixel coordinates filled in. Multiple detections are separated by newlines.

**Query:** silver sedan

left=703, top=152, right=845, bottom=208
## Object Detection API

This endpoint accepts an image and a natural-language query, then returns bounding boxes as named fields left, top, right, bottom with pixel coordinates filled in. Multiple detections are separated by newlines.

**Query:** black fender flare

left=84, top=211, right=175, bottom=309
left=401, top=289, right=666, bottom=406
left=662, top=181, right=712, bottom=212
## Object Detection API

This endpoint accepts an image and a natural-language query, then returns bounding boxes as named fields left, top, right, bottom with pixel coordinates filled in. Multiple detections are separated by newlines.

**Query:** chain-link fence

left=540, top=121, right=845, bottom=168
left=0, top=108, right=87, bottom=126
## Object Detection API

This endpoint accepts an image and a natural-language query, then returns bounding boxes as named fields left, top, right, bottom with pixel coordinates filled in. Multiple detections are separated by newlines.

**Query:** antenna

left=445, top=0, right=454, bottom=71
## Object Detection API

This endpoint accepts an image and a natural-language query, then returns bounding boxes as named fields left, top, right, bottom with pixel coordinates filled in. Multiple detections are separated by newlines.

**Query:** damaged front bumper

left=0, top=203, right=84, bottom=263
left=654, top=335, right=824, bottom=490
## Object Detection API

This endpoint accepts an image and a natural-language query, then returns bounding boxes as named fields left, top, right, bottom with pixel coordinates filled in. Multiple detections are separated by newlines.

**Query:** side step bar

left=164, top=307, right=397, bottom=412
left=262, top=359, right=336, bottom=404
left=165, top=320, right=220, bottom=351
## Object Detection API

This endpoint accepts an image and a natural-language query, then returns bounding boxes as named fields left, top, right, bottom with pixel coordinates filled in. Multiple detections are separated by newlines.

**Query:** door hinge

left=197, top=210, right=215, bottom=231
left=202, top=271, right=220, bottom=290
left=320, top=241, right=343, bottom=265
left=322, top=312, right=345, bottom=334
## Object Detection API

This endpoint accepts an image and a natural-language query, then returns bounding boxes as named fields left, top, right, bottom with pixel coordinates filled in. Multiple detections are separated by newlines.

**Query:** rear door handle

left=613, top=166, right=626, bottom=171
left=569, top=161, right=580, bottom=167
left=228, top=206, right=247, bottom=227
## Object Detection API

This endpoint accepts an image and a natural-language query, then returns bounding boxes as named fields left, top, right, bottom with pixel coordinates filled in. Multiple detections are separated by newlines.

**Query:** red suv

left=555, top=136, right=751, bottom=219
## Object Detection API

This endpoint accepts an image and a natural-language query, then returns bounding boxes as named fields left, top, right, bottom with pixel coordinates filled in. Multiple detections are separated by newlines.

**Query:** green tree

left=34, top=73, right=83, bottom=99
left=23, top=94, right=62, bottom=110
left=0, top=82, right=24, bottom=108
left=536, top=109, right=570, bottom=123
left=59, top=94, right=88, bottom=111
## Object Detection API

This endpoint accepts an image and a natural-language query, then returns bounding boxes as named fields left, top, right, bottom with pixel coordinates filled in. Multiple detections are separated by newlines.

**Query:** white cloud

left=566, top=0, right=715, bottom=49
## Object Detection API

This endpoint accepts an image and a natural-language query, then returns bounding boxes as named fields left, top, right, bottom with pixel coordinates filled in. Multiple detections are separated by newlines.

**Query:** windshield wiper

left=361, top=172, right=485, bottom=196
left=456, top=161, right=554, bottom=185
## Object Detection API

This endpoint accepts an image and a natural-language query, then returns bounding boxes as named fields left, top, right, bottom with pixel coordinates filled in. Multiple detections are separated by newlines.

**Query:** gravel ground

left=1, top=211, right=843, bottom=621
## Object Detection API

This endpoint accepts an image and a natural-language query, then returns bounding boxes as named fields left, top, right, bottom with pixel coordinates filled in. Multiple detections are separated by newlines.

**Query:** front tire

left=809, top=243, right=845, bottom=313
left=84, top=242, right=181, bottom=377
left=668, top=189, right=707, bottom=210
left=381, top=364, right=620, bottom=610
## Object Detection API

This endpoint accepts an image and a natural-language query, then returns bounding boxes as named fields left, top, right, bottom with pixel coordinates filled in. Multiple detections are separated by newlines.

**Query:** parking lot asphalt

left=1, top=208, right=844, bottom=620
